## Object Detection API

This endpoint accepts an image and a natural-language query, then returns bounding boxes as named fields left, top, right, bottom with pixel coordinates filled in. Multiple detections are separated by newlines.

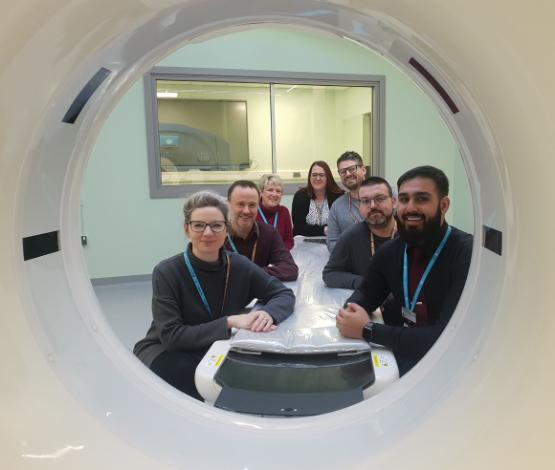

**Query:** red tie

left=408, top=246, right=429, bottom=326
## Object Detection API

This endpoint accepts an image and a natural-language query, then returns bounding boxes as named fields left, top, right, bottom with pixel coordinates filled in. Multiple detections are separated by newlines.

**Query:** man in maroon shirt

left=225, top=180, right=298, bottom=282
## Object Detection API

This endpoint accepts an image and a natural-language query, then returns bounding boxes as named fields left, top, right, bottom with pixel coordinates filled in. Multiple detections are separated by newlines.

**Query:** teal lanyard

left=258, top=207, right=278, bottom=228
left=226, top=234, right=238, bottom=253
left=403, top=225, right=452, bottom=312
left=183, top=250, right=230, bottom=318
left=226, top=234, right=258, bottom=262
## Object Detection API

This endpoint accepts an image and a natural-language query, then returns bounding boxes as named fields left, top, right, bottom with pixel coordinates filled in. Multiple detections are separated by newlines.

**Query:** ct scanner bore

left=2, top=1, right=555, bottom=469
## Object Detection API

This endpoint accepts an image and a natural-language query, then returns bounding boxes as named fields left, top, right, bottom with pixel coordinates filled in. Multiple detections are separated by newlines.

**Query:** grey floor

left=93, top=277, right=153, bottom=351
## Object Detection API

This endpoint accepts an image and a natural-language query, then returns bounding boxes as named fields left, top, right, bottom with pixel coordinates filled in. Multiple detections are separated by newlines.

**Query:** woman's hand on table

left=249, top=310, right=276, bottom=332
left=227, top=310, right=276, bottom=332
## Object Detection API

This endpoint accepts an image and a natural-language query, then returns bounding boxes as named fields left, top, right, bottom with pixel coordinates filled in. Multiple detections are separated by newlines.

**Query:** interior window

left=144, top=70, right=382, bottom=197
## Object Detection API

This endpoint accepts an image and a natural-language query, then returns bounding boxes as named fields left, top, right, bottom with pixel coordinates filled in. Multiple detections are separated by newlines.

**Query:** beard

left=396, top=206, right=443, bottom=248
left=343, top=175, right=360, bottom=190
left=367, top=209, right=393, bottom=230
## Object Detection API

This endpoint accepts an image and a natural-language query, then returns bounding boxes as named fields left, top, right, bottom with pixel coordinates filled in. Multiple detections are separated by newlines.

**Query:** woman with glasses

left=134, top=191, right=295, bottom=400
left=257, top=174, right=294, bottom=250
left=292, top=161, right=344, bottom=237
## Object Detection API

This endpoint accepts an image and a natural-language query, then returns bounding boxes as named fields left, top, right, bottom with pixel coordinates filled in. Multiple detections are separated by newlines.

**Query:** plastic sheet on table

left=288, top=236, right=353, bottom=308
left=233, top=236, right=366, bottom=354
left=230, top=325, right=369, bottom=354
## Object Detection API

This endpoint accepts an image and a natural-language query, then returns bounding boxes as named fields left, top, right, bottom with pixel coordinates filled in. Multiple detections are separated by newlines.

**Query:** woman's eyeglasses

left=188, top=221, right=227, bottom=233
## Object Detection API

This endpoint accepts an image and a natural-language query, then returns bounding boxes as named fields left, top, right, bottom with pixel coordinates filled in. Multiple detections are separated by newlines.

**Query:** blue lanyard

left=183, top=249, right=230, bottom=318
left=258, top=207, right=278, bottom=228
left=403, top=225, right=452, bottom=312
left=226, top=234, right=258, bottom=261
left=226, top=234, right=238, bottom=253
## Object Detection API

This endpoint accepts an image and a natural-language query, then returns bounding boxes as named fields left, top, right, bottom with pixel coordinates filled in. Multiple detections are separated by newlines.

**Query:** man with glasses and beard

left=336, top=166, right=473, bottom=375
left=323, top=176, right=398, bottom=289
left=326, top=151, right=368, bottom=252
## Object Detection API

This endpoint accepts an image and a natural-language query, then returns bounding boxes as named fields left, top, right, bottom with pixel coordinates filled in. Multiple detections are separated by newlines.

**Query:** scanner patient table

left=195, top=237, right=399, bottom=415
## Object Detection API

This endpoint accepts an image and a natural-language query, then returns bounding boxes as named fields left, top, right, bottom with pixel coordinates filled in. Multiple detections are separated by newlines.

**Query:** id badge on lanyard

left=402, top=306, right=417, bottom=326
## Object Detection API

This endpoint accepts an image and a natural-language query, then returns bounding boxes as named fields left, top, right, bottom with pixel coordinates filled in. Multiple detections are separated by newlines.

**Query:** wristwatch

left=362, top=321, right=374, bottom=343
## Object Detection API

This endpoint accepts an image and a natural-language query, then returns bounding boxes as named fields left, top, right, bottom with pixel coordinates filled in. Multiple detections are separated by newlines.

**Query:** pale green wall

left=81, top=82, right=185, bottom=278
left=82, top=26, right=473, bottom=279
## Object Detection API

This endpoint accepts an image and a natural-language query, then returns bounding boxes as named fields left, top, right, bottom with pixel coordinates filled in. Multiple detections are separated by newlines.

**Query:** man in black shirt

left=323, top=176, right=397, bottom=289
left=336, top=166, right=473, bottom=375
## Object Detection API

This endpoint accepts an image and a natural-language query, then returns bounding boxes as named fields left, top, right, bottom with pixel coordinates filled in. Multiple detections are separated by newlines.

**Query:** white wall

left=82, top=26, right=472, bottom=278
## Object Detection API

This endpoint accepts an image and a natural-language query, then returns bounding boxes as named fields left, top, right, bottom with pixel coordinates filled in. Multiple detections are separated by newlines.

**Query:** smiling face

left=395, top=177, right=450, bottom=245
left=338, top=159, right=366, bottom=191
left=359, top=183, right=396, bottom=229
left=184, top=206, right=228, bottom=261
left=309, top=164, right=327, bottom=192
left=261, top=181, right=283, bottom=208
left=228, top=185, right=259, bottom=234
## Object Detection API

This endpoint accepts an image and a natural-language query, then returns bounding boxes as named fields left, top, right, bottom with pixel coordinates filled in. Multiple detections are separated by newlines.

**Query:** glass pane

left=156, top=80, right=272, bottom=186
left=273, top=84, right=373, bottom=184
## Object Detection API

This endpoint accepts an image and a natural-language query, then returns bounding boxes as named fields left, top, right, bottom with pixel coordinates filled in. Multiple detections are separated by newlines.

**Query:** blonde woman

left=134, top=191, right=294, bottom=400
left=256, top=174, right=294, bottom=250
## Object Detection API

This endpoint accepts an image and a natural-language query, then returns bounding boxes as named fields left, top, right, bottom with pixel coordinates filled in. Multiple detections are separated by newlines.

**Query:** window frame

left=144, top=67, right=385, bottom=198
